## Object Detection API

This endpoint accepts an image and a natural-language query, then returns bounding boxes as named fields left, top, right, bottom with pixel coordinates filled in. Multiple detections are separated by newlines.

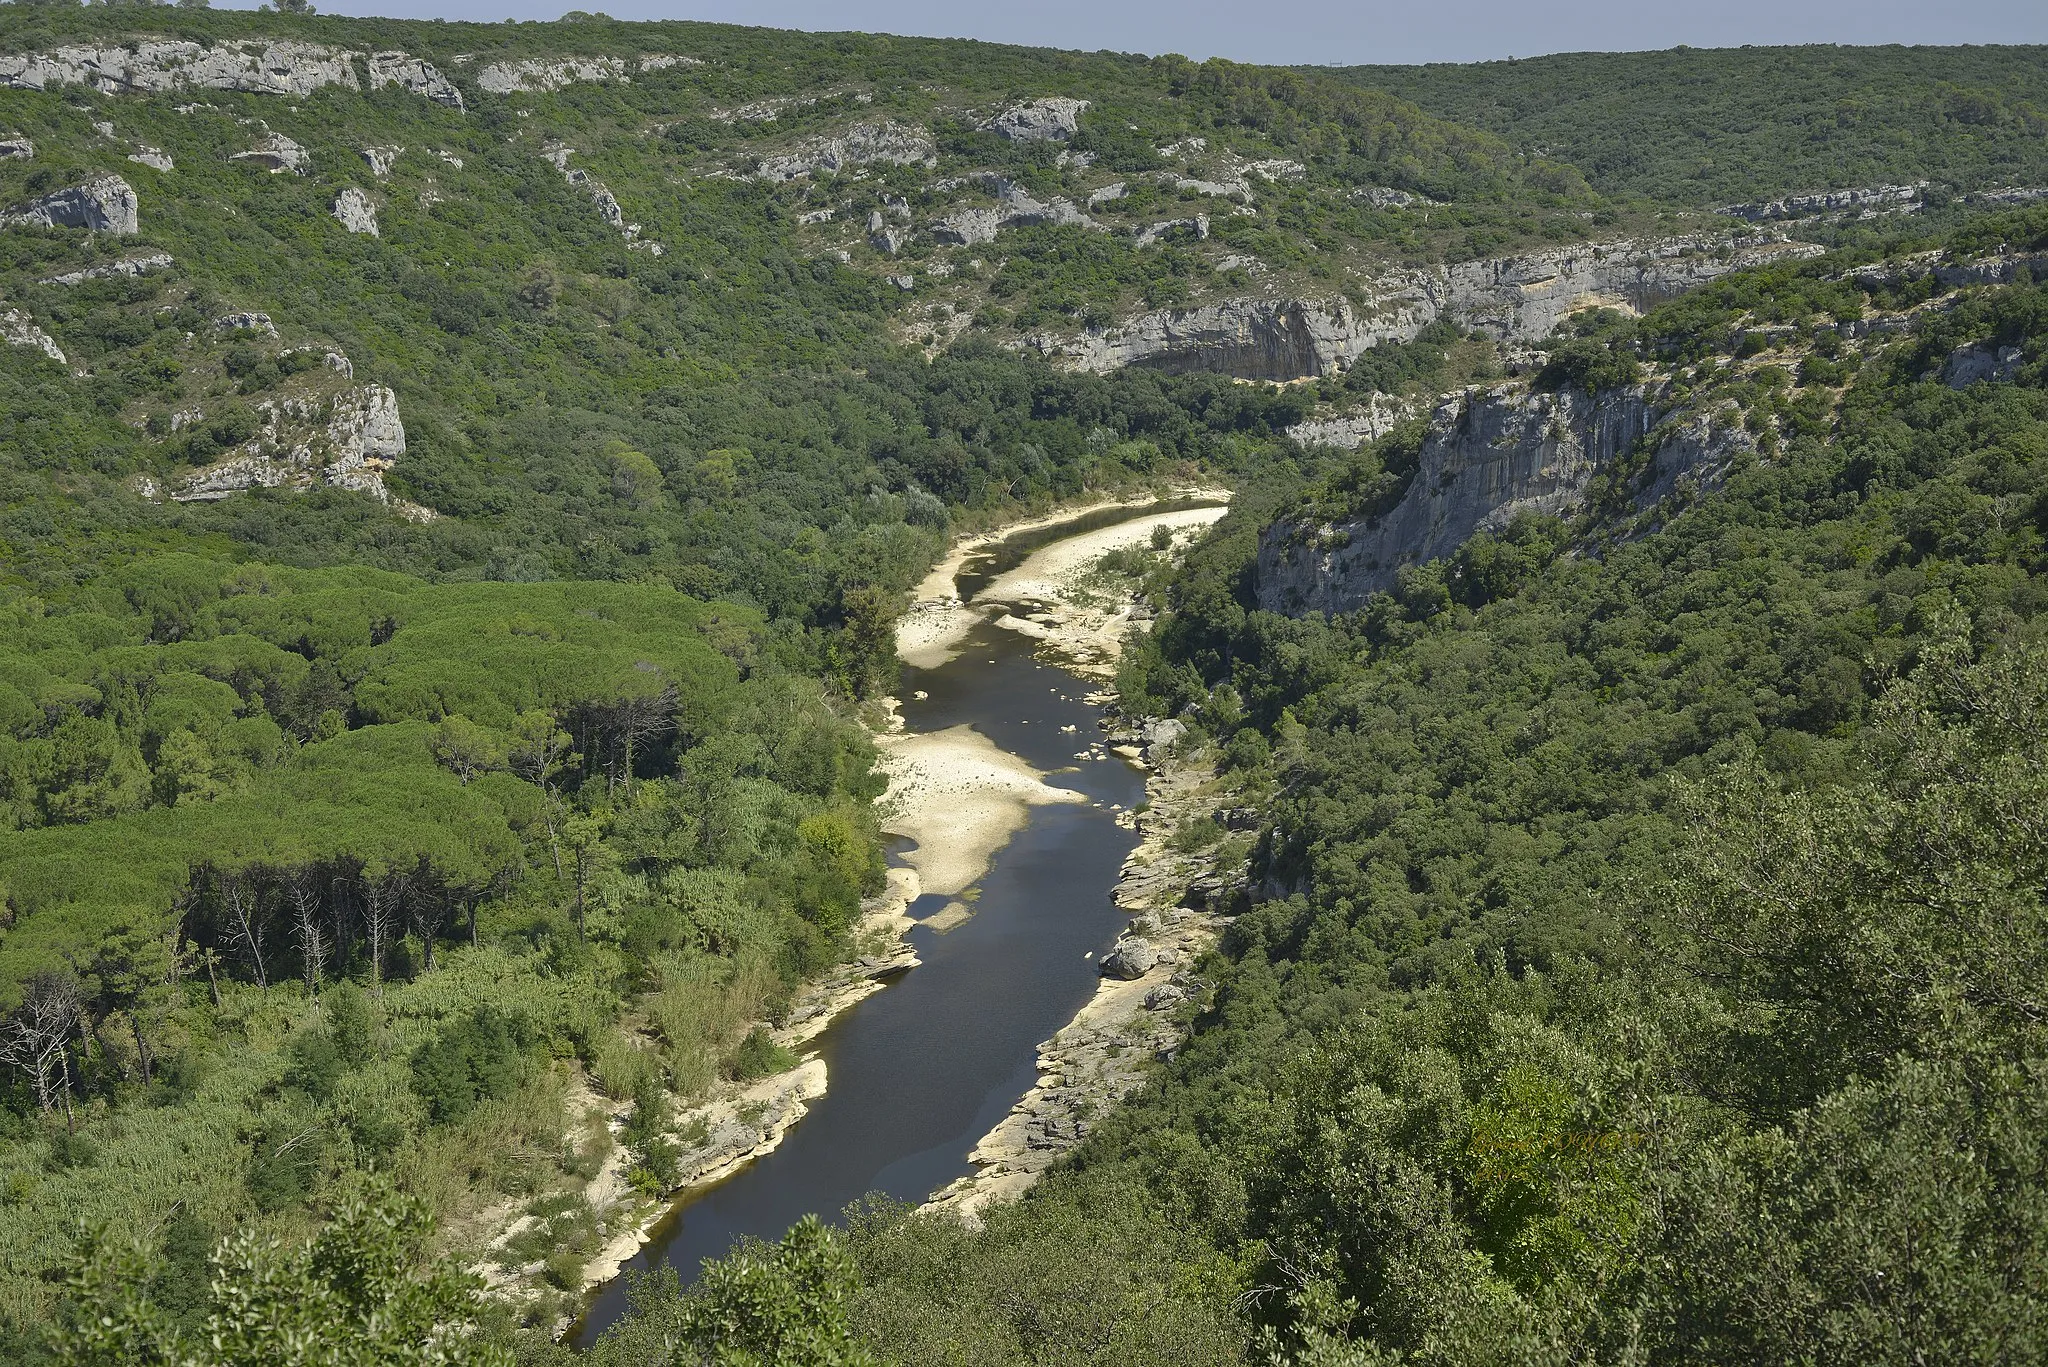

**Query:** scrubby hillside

left=1336, top=43, right=2048, bottom=207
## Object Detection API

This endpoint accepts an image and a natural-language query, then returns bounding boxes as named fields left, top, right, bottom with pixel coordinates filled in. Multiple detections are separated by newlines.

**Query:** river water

left=572, top=508, right=1181, bottom=1345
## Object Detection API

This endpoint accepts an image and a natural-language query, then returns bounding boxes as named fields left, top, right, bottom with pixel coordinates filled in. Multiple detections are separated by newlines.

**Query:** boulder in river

left=1100, top=940, right=1159, bottom=980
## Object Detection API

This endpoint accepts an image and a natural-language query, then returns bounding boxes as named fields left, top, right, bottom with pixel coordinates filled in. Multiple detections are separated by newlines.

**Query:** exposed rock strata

left=0, top=136, right=31, bottom=160
left=175, top=384, right=411, bottom=506
left=0, top=39, right=361, bottom=98
left=1254, top=381, right=1754, bottom=615
left=475, top=56, right=626, bottom=94
left=1034, top=235, right=1821, bottom=380
left=234, top=132, right=309, bottom=174
left=1286, top=394, right=1418, bottom=450
left=749, top=120, right=936, bottom=182
left=929, top=174, right=1096, bottom=246
left=1, top=175, right=139, bottom=234
left=984, top=96, right=1087, bottom=141
left=361, top=145, right=402, bottom=177
left=127, top=145, right=173, bottom=172
left=1723, top=182, right=1924, bottom=222
left=40, top=251, right=173, bottom=286
left=366, top=51, right=464, bottom=108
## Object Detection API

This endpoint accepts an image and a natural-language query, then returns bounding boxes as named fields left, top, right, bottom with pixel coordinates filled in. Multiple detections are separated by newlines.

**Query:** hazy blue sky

left=252, top=0, right=2048, bottom=66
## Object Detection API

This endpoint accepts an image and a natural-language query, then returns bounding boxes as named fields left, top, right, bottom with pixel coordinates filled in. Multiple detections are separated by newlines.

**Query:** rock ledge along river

left=571, top=498, right=1226, bottom=1345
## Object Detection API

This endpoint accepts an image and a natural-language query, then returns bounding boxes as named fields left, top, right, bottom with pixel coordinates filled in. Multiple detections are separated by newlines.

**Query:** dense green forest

left=1334, top=44, right=2048, bottom=205
left=5, top=9, right=2048, bottom=1364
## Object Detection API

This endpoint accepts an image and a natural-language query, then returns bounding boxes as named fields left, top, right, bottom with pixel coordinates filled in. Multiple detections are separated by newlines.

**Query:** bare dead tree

left=1, top=973, right=82, bottom=1130
left=361, top=874, right=399, bottom=995
left=611, top=685, right=679, bottom=794
left=509, top=716, right=574, bottom=878
left=284, top=867, right=327, bottom=995
left=217, top=867, right=271, bottom=990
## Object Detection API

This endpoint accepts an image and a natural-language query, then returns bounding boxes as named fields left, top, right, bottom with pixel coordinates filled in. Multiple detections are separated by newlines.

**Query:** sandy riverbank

left=925, top=730, right=1241, bottom=1224
left=896, top=490, right=1230, bottom=671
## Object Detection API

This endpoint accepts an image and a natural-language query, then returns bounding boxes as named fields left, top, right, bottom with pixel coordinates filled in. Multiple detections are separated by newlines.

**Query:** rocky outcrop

left=361, top=145, right=402, bottom=177
left=1254, top=382, right=1752, bottom=615
left=1723, top=183, right=1923, bottom=222
left=333, top=187, right=378, bottom=236
left=1, top=307, right=66, bottom=365
left=2, top=175, right=140, bottom=234
left=365, top=51, right=463, bottom=108
left=216, top=310, right=278, bottom=335
left=984, top=97, right=1088, bottom=141
left=0, top=39, right=360, bottom=98
left=1440, top=236, right=1822, bottom=342
left=929, top=175, right=1096, bottom=246
left=544, top=143, right=661, bottom=253
left=749, top=120, right=936, bottom=182
left=127, top=145, right=173, bottom=172
left=1944, top=343, right=2025, bottom=388
left=1286, top=394, right=1418, bottom=450
left=40, top=251, right=173, bottom=286
left=1039, top=295, right=1416, bottom=381
left=1, top=136, right=33, bottom=160
left=175, top=384, right=408, bottom=505
left=1037, top=235, right=1822, bottom=380
left=234, top=133, right=309, bottom=174
left=474, top=55, right=626, bottom=95
left=1134, top=214, right=1207, bottom=248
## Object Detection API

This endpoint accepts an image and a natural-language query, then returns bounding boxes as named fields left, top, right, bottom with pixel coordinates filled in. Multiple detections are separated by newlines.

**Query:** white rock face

left=361, top=145, right=402, bottom=177
left=1723, top=182, right=1923, bottom=222
left=1036, top=234, right=1823, bottom=380
left=128, top=145, right=174, bottom=172
left=750, top=120, right=937, bottom=182
left=365, top=52, right=464, bottom=109
left=2, top=175, right=140, bottom=234
left=475, top=56, right=627, bottom=94
left=0, top=307, right=66, bottom=365
left=929, top=175, right=1097, bottom=246
left=216, top=311, right=278, bottom=336
left=1134, top=214, right=1207, bottom=248
left=40, top=251, right=173, bottom=286
left=1286, top=395, right=1417, bottom=450
left=984, top=97, right=1088, bottom=141
left=0, top=40, right=360, bottom=98
left=333, top=187, right=378, bottom=236
left=176, top=384, right=408, bottom=504
left=637, top=54, right=701, bottom=72
left=0, top=136, right=32, bottom=160
left=1254, top=383, right=1751, bottom=615
left=234, top=133, right=309, bottom=174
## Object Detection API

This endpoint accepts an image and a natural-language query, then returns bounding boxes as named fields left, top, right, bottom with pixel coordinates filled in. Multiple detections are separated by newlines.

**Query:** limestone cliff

left=175, top=383, right=417, bottom=511
left=1034, top=235, right=1821, bottom=380
left=1253, top=381, right=1751, bottom=616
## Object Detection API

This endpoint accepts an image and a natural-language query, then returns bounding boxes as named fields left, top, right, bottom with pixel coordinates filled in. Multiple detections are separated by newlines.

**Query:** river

left=572, top=501, right=1218, bottom=1346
